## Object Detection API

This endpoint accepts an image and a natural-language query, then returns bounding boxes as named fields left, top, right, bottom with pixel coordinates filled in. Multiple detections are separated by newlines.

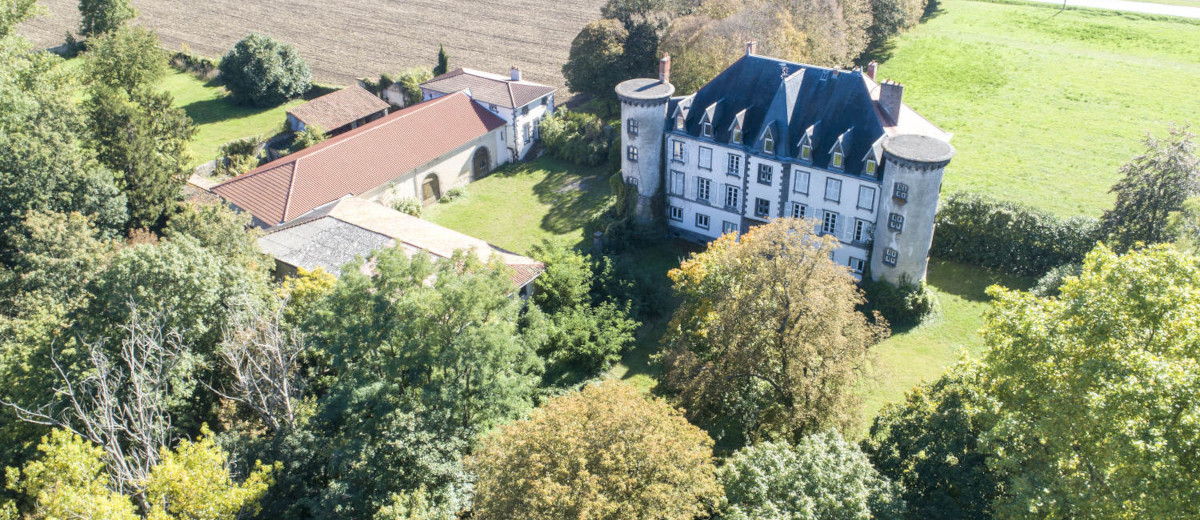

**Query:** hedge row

left=932, top=192, right=1100, bottom=276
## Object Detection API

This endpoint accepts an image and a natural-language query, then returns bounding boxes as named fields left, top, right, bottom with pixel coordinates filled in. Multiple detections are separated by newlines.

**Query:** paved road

left=1024, top=0, right=1200, bottom=18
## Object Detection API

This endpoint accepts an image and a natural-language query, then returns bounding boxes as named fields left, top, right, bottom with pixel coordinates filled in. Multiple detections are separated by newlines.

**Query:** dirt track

left=19, top=0, right=605, bottom=90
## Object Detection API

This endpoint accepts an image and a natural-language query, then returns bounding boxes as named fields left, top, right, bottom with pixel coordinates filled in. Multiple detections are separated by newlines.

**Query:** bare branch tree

left=210, top=295, right=308, bottom=433
left=1, top=304, right=182, bottom=510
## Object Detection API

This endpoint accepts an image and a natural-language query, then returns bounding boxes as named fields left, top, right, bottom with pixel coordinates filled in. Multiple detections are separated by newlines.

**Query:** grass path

left=878, top=0, right=1200, bottom=216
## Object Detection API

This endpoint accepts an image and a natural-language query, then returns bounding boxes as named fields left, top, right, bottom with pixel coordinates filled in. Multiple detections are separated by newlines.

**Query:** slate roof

left=212, top=92, right=506, bottom=226
left=258, top=198, right=544, bottom=288
left=667, top=54, right=949, bottom=176
left=421, top=68, right=557, bottom=109
left=286, top=85, right=391, bottom=131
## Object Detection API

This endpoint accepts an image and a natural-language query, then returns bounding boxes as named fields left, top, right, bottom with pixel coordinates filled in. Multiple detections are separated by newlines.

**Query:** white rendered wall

left=620, top=100, right=669, bottom=219
left=871, top=158, right=945, bottom=284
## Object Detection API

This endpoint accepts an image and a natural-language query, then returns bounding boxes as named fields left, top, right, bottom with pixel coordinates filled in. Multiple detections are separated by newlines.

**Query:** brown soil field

left=19, top=0, right=605, bottom=90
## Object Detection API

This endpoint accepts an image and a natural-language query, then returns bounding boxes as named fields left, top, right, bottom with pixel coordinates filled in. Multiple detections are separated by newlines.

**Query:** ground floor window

left=669, top=206, right=683, bottom=221
left=722, top=221, right=739, bottom=234
left=696, top=213, right=710, bottom=229
left=755, top=198, right=770, bottom=218
left=822, top=210, right=839, bottom=235
left=791, top=202, right=806, bottom=219
left=854, top=219, right=871, bottom=243
left=848, top=257, right=866, bottom=274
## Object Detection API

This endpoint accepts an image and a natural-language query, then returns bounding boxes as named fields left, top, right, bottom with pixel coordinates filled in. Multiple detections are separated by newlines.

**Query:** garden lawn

left=878, top=0, right=1200, bottom=216
left=162, top=70, right=304, bottom=168
left=423, top=157, right=613, bottom=255
left=859, top=259, right=1034, bottom=433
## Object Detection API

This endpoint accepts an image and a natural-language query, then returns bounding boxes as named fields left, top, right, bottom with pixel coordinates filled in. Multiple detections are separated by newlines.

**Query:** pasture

left=877, top=0, right=1200, bottom=216
left=19, top=0, right=605, bottom=89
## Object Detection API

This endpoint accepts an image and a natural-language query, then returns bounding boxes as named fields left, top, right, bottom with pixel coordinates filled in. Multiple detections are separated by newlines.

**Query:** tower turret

left=615, top=55, right=675, bottom=223
left=871, top=134, right=955, bottom=284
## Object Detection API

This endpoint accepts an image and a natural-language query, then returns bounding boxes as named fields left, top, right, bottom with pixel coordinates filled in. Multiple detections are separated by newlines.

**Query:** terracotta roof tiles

left=286, top=85, right=391, bottom=131
left=421, top=68, right=556, bottom=109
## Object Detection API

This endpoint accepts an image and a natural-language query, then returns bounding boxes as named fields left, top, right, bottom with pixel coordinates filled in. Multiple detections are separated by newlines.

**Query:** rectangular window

left=697, top=178, right=711, bottom=202
left=825, top=178, right=842, bottom=203
left=670, top=171, right=685, bottom=196
left=723, top=221, right=739, bottom=234
left=669, top=206, right=683, bottom=221
left=702, top=120, right=712, bottom=137
left=857, top=186, right=876, bottom=211
left=793, top=170, right=810, bottom=194
left=832, top=150, right=844, bottom=169
left=764, top=135, right=775, bottom=154
left=523, top=123, right=532, bottom=143
left=732, top=128, right=742, bottom=144
left=725, top=185, right=741, bottom=210
left=848, top=257, right=866, bottom=274
left=865, top=159, right=877, bottom=176
left=626, top=146, right=638, bottom=161
left=791, top=202, right=807, bottom=219
left=699, top=147, right=713, bottom=170
left=893, top=182, right=909, bottom=201
left=889, top=213, right=905, bottom=232
left=755, top=198, right=770, bottom=218
left=822, top=210, right=839, bottom=235
left=676, top=114, right=685, bottom=130
left=883, top=248, right=899, bottom=267
left=727, top=154, right=741, bottom=175
left=626, top=118, right=638, bottom=136
left=757, top=164, right=773, bottom=185
left=854, top=219, right=871, bottom=243
left=672, top=140, right=685, bottom=162
left=696, top=213, right=710, bottom=229
left=801, top=143, right=812, bottom=161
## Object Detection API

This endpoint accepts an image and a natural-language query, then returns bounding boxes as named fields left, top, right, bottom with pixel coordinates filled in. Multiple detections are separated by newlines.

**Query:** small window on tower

left=893, top=182, right=909, bottom=201
left=888, top=213, right=905, bottom=232
left=627, top=118, right=638, bottom=136
left=627, top=146, right=639, bottom=161
left=883, top=248, right=899, bottom=267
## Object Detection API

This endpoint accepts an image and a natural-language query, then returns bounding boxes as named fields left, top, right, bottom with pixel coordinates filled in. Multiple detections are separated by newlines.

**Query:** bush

left=214, top=137, right=260, bottom=177
left=218, top=33, right=311, bottom=107
left=169, top=48, right=218, bottom=79
left=438, top=187, right=465, bottom=204
left=291, top=124, right=325, bottom=152
left=861, top=276, right=937, bottom=328
left=932, top=192, right=1101, bottom=276
left=1031, top=262, right=1082, bottom=297
left=392, top=197, right=422, bottom=217
left=539, top=110, right=613, bottom=166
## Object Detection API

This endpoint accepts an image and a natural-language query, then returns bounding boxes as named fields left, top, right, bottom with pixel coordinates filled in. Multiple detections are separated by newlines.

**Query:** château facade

left=616, top=43, right=955, bottom=284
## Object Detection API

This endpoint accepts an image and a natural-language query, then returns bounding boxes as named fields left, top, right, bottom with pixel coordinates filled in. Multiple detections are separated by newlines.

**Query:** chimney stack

left=866, top=61, right=878, bottom=80
left=879, top=79, right=904, bottom=122
left=659, top=54, right=671, bottom=84
left=510, top=67, right=522, bottom=82
left=746, top=40, right=758, bottom=56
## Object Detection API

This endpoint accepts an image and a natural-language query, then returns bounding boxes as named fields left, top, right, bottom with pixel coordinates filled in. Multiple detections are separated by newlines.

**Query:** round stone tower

left=615, top=56, right=675, bottom=223
left=871, top=134, right=955, bottom=285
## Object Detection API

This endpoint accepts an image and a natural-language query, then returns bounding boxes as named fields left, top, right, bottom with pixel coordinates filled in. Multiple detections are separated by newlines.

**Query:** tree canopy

left=1100, top=125, right=1198, bottom=251
left=562, top=19, right=629, bottom=100
left=218, top=33, right=311, bottom=107
left=77, top=0, right=135, bottom=37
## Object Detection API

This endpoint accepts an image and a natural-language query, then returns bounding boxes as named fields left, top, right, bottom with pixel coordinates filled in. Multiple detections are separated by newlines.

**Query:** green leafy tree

left=434, top=44, right=449, bottom=76
left=292, top=123, right=326, bottom=151
left=394, top=67, right=433, bottom=106
left=218, top=33, right=311, bottom=107
left=1168, top=195, right=1200, bottom=254
left=529, top=239, right=593, bottom=313
left=1100, top=125, right=1199, bottom=251
left=162, top=201, right=264, bottom=273
left=83, top=26, right=166, bottom=95
left=867, top=0, right=925, bottom=50
left=601, top=0, right=696, bottom=29
left=721, top=430, right=906, bottom=520
left=622, top=21, right=660, bottom=78
left=0, top=0, right=39, bottom=38
left=982, top=244, right=1200, bottom=518
left=660, top=218, right=888, bottom=445
left=469, top=381, right=722, bottom=519
left=77, top=0, right=135, bottom=37
left=562, top=19, right=628, bottom=100
left=864, top=360, right=1000, bottom=520
left=6, top=429, right=138, bottom=520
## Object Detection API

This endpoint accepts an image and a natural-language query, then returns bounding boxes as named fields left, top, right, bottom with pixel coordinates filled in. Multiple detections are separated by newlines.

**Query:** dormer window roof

left=829, top=128, right=852, bottom=170
left=798, top=124, right=816, bottom=161
left=862, top=137, right=884, bottom=177
left=760, top=125, right=776, bottom=155
left=672, top=104, right=689, bottom=131
left=728, top=109, right=746, bottom=145
left=701, top=115, right=713, bottom=137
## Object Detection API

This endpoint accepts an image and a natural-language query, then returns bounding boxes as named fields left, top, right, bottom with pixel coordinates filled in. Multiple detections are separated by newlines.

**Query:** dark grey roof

left=667, top=55, right=887, bottom=175
left=883, top=134, right=955, bottom=165
left=257, top=217, right=394, bottom=276
left=616, top=78, right=676, bottom=102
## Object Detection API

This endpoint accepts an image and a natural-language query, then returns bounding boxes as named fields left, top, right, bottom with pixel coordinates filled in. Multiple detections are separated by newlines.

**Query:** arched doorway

left=421, top=175, right=441, bottom=206
left=472, top=147, right=491, bottom=179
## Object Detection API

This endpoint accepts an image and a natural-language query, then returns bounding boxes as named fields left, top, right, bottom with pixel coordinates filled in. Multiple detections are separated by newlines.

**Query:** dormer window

left=676, top=113, right=685, bottom=130
left=832, top=150, right=844, bottom=169
left=701, top=118, right=713, bottom=138
left=763, top=133, right=775, bottom=155
left=801, top=143, right=812, bottom=161
left=865, top=158, right=877, bottom=175
left=731, top=127, right=742, bottom=144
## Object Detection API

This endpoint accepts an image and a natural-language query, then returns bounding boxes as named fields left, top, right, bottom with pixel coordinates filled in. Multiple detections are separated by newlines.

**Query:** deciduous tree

left=1100, top=125, right=1198, bottom=251
left=218, top=34, right=311, bottom=107
left=77, top=0, right=135, bottom=37
left=83, top=26, right=166, bottom=95
left=562, top=19, right=628, bottom=100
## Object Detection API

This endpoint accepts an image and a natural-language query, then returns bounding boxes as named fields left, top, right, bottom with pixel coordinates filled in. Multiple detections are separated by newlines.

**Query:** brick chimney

left=659, top=54, right=671, bottom=84
left=879, top=79, right=904, bottom=121
left=746, top=40, right=758, bottom=56
left=866, top=60, right=878, bottom=80
left=510, top=66, right=521, bottom=81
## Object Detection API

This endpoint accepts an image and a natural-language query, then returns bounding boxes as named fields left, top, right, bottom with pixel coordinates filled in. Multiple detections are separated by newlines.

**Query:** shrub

left=392, top=197, right=422, bottom=217
left=1031, top=262, right=1082, bottom=297
left=539, top=110, right=613, bottom=166
left=932, top=192, right=1101, bottom=276
left=393, top=67, right=433, bottom=107
left=291, top=124, right=325, bottom=152
left=861, top=276, right=937, bottom=328
left=214, top=137, right=260, bottom=177
left=438, top=187, right=465, bottom=204
left=218, top=33, right=311, bottom=107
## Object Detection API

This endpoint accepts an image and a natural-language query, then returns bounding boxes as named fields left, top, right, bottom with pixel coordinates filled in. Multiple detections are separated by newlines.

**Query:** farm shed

left=286, top=85, right=391, bottom=135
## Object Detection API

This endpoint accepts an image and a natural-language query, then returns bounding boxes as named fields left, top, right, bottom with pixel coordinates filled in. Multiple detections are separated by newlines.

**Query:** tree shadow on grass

left=926, top=258, right=1037, bottom=305
left=528, top=157, right=613, bottom=239
left=179, top=96, right=282, bottom=127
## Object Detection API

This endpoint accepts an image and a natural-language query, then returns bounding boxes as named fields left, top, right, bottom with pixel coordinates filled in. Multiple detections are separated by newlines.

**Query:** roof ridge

left=281, top=159, right=300, bottom=223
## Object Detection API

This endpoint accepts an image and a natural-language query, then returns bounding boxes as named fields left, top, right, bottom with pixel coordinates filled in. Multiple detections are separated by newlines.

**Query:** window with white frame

left=697, top=177, right=711, bottom=202
left=727, top=154, right=741, bottom=175
left=883, top=248, right=899, bottom=266
left=825, top=178, right=842, bottom=203
left=725, top=185, right=741, bottom=210
left=801, top=142, right=812, bottom=161
left=523, top=123, right=532, bottom=143
left=832, top=149, right=844, bottom=169
left=676, top=113, right=685, bottom=130
left=669, top=205, right=683, bottom=221
left=793, top=170, right=810, bottom=194
left=848, top=257, right=866, bottom=274
left=893, top=182, right=909, bottom=201
left=670, top=171, right=685, bottom=196
left=696, top=213, right=710, bottom=229
left=857, top=186, right=876, bottom=211
left=854, top=219, right=871, bottom=243
left=757, top=164, right=773, bottom=185
left=763, top=132, right=775, bottom=154
left=672, top=140, right=685, bottom=162
left=701, top=118, right=713, bottom=137
left=822, top=210, right=839, bottom=235
left=731, top=127, right=742, bottom=144
left=888, top=212, right=905, bottom=232
left=791, top=202, right=807, bottom=219
left=627, top=118, right=638, bottom=136
left=755, top=198, right=770, bottom=218
left=626, top=146, right=638, bottom=161
left=723, top=221, right=739, bottom=234
left=699, top=147, right=712, bottom=170
left=865, top=158, right=877, bottom=176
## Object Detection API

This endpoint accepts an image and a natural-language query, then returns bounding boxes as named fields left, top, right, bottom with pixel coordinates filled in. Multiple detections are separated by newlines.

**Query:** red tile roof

left=213, top=92, right=506, bottom=226
left=421, top=68, right=556, bottom=109
left=286, top=85, right=391, bottom=131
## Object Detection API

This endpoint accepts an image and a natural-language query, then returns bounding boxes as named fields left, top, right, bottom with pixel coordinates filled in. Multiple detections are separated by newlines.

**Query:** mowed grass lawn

left=878, top=0, right=1200, bottom=216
